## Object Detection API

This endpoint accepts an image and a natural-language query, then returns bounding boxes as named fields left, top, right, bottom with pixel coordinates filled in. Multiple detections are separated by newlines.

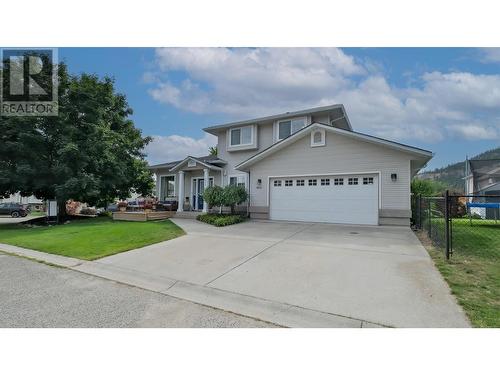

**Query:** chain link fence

left=412, top=192, right=500, bottom=259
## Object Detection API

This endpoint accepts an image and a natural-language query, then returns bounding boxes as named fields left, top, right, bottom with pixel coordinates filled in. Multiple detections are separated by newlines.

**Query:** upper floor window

left=230, top=126, right=253, bottom=146
left=277, top=117, right=307, bottom=140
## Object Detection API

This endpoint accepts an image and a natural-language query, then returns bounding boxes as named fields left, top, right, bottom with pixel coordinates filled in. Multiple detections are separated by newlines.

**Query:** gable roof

left=148, top=155, right=226, bottom=171
left=235, top=122, right=433, bottom=170
left=203, top=104, right=352, bottom=135
left=169, top=155, right=224, bottom=172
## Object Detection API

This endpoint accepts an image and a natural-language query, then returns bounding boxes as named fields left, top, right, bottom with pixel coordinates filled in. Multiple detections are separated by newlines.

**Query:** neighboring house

left=464, top=158, right=500, bottom=219
left=149, top=104, right=432, bottom=226
left=464, top=158, right=500, bottom=196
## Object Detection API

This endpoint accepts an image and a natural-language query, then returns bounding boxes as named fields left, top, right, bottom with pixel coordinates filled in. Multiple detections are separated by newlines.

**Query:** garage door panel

left=270, top=175, right=378, bottom=225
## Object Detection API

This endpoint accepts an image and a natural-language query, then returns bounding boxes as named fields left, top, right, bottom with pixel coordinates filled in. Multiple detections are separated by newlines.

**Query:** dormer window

left=277, top=117, right=307, bottom=140
left=230, top=126, right=253, bottom=146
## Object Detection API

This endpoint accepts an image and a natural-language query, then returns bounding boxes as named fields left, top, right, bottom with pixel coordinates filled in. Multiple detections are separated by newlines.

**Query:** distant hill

left=418, top=147, right=500, bottom=192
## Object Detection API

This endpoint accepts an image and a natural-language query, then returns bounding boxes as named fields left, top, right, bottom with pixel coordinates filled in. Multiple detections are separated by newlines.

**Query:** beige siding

left=248, top=131, right=412, bottom=213
left=217, top=123, right=274, bottom=184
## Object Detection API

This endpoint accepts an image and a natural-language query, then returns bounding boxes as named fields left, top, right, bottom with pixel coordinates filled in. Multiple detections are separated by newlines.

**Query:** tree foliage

left=411, top=178, right=447, bottom=196
left=202, top=185, right=248, bottom=214
left=208, top=146, right=218, bottom=156
left=202, top=185, right=225, bottom=212
left=222, top=185, right=248, bottom=214
left=0, top=60, right=154, bottom=218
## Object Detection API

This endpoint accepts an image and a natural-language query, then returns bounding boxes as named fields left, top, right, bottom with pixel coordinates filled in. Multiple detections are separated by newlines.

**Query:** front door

left=192, top=177, right=214, bottom=211
left=197, top=179, right=205, bottom=210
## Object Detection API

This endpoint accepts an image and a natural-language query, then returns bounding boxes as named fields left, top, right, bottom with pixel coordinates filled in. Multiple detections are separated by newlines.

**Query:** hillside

left=418, top=147, right=500, bottom=191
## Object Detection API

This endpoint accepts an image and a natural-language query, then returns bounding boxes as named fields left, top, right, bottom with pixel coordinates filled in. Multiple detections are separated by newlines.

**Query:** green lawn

left=0, top=217, right=185, bottom=260
left=419, top=218, right=500, bottom=327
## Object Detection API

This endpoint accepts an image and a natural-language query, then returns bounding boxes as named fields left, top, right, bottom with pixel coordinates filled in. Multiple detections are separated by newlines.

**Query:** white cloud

left=479, top=48, right=500, bottom=63
left=446, top=124, right=499, bottom=140
left=146, top=47, right=500, bottom=143
left=148, top=47, right=365, bottom=116
left=145, top=133, right=217, bottom=165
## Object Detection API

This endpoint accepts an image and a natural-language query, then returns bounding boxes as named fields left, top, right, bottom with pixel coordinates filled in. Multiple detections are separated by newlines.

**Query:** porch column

left=177, top=170, right=184, bottom=212
left=203, top=168, right=209, bottom=213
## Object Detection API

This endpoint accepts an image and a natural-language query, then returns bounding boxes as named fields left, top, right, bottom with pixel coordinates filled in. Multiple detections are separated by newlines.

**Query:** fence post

left=428, top=197, right=431, bottom=238
left=444, top=190, right=450, bottom=260
left=418, top=195, right=422, bottom=229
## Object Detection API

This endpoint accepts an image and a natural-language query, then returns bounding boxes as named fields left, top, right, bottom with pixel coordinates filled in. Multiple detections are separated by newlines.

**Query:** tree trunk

left=57, top=199, right=67, bottom=223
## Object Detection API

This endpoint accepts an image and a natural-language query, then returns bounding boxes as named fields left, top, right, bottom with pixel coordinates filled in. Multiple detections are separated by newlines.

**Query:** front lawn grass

left=417, top=218, right=500, bottom=327
left=0, top=217, right=185, bottom=260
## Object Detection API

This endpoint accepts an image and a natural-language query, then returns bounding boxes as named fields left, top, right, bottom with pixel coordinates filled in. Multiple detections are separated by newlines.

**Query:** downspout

left=247, top=170, right=250, bottom=218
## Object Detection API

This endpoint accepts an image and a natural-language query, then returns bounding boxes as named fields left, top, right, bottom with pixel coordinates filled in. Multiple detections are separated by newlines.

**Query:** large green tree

left=0, top=61, right=154, bottom=218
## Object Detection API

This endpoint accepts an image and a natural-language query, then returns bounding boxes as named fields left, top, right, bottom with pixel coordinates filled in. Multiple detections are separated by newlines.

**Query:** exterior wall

left=246, top=131, right=413, bottom=223
left=217, top=113, right=340, bottom=185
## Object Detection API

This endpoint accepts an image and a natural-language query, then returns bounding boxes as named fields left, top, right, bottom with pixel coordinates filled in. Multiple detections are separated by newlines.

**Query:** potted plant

left=117, top=201, right=128, bottom=212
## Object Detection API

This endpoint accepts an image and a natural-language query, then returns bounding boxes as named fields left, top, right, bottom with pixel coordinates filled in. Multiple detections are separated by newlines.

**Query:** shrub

left=197, top=213, right=245, bottom=227
left=222, top=185, right=248, bottom=214
left=202, top=185, right=225, bottom=212
left=411, top=178, right=446, bottom=196
left=80, top=207, right=97, bottom=216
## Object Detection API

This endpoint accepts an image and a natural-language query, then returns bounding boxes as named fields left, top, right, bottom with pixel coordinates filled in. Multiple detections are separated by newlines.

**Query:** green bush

left=202, top=185, right=225, bottom=211
left=202, top=185, right=248, bottom=214
left=197, top=213, right=245, bottom=227
left=222, top=185, right=248, bottom=214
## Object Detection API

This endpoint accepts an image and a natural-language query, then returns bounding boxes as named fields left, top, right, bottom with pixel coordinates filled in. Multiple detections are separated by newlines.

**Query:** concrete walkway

left=0, top=219, right=470, bottom=327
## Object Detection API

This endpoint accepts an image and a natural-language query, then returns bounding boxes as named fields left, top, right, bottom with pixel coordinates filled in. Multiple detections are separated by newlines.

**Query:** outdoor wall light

left=391, top=173, right=398, bottom=181
left=257, top=179, right=262, bottom=189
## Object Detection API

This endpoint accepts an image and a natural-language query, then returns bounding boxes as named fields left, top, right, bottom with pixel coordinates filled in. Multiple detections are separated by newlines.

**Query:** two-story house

left=149, top=104, right=432, bottom=226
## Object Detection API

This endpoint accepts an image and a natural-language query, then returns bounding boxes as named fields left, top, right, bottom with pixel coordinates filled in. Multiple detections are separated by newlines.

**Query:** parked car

left=0, top=203, right=29, bottom=217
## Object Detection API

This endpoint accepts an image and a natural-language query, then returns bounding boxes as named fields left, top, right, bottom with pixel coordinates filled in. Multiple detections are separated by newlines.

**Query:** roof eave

left=236, top=123, right=433, bottom=171
left=202, top=104, right=345, bottom=133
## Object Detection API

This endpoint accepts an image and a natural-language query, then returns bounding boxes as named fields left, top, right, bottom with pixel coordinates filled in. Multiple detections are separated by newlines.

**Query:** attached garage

left=269, top=174, right=379, bottom=225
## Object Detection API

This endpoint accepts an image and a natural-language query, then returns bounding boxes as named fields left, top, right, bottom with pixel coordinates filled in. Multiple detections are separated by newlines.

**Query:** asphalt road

left=0, top=253, right=276, bottom=328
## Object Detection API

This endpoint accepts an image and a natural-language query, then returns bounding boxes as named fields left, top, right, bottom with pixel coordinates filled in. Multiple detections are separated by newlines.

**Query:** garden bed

left=197, top=213, right=246, bottom=227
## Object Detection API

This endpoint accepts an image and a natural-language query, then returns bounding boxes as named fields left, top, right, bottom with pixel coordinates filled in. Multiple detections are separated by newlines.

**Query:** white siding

left=248, top=131, right=412, bottom=212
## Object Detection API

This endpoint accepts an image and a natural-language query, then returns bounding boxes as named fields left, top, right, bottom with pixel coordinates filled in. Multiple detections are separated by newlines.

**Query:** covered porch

left=152, top=156, right=226, bottom=213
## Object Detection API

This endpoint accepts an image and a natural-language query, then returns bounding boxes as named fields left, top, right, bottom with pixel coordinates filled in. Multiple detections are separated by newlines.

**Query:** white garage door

left=269, top=174, right=379, bottom=225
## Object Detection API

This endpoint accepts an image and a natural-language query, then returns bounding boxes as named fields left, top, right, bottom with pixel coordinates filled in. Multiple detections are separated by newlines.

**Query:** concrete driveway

left=76, top=219, right=469, bottom=327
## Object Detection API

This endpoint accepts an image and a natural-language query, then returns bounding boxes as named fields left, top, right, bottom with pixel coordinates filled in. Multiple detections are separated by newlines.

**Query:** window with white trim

left=273, top=180, right=282, bottom=187
left=348, top=177, right=358, bottom=185
left=334, top=178, right=344, bottom=185
left=296, top=179, right=305, bottom=186
left=277, top=117, right=307, bottom=140
left=229, top=175, right=247, bottom=187
left=311, top=129, right=326, bottom=147
left=285, top=180, right=293, bottom=187
left=230, top=126, right=253, bottom=146
left=363, top=177, right=374, bottom=185
left=159, top=175, right=175, bottom=200
left=320, top=178, right=330, bottom=186
left=308, top=179, right=317, bottom=186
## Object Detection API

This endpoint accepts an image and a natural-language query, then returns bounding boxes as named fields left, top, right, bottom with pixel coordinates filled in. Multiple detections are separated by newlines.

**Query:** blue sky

left=59, top=47, right=500, bottom=170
